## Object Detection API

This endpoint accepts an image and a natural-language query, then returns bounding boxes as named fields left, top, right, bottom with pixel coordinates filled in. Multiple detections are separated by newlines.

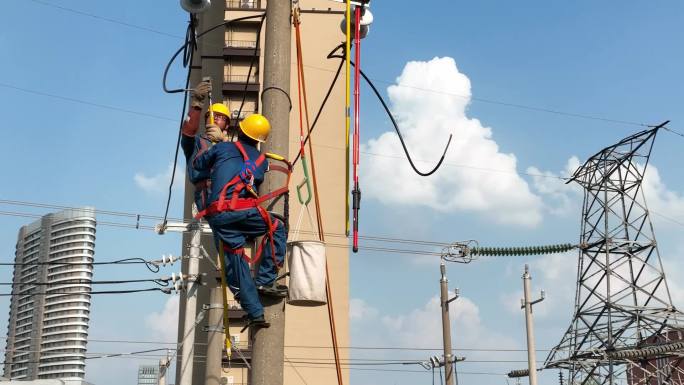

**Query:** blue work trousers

left=207, top=208, right=286, bottom=319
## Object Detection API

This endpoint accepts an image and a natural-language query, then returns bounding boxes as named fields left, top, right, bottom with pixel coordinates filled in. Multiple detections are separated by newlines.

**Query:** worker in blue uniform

left=194, top=114, right=288, bottom=326
left=180, top=80, right=232, bottom=213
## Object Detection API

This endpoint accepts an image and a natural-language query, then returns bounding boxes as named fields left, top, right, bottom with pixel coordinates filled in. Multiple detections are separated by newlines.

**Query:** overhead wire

left=159, top=13, right=266, bottom=229
left=330, top=49, right=453, bottom=177
left=0, top=288, right=168, bottom=296
left=21, top=0, right=663, bottom=131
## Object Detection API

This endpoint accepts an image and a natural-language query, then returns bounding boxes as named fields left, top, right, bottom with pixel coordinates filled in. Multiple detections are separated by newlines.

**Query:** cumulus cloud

left=361, top=57, right=543, bottom=227
left=642, top=164, right=684, bottom=222
left=134, top=163, right=184, bottom=194
left=145, top=296, right=179, bottom=342
left=352, top=296, right=517, bottom=352
left=527, top=156, right=582, bottom=215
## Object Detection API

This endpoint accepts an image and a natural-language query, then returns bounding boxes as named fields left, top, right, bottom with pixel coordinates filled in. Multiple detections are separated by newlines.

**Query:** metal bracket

left=155, top=221, right=214, bottom=235
left=202, top=303, right=224, bottom=310
left=203, top=325, right=225, bottom=333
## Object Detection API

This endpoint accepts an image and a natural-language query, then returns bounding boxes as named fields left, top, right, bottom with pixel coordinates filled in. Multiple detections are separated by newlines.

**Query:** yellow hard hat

left=207, top=103, right=230, bottom=119
left=239, top=114, right=271, bottom=143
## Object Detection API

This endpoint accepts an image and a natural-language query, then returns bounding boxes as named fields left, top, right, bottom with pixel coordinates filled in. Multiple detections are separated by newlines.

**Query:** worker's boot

left=257, top=283, right=288, bottom=298
left=241, top=315, right=270, bottom=332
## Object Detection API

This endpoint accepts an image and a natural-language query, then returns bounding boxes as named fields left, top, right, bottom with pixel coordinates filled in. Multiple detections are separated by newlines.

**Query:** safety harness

left=195, top=141, right=291, bottom=267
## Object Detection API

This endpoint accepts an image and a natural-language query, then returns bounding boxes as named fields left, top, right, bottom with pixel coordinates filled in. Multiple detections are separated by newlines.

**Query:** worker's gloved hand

left=190, top=81, right=211, bottom=108
left=206, top=124, right=225, bottom=143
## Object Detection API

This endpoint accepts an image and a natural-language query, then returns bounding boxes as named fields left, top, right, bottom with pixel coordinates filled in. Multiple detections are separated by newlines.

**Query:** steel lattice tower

left=545, top=124, right=684, bottom=385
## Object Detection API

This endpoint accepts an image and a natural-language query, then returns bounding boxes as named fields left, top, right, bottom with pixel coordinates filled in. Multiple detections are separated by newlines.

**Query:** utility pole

left=179, top=221, right=201, bottom=385
left=440, top=262, right=459, bottom=385
left=156, top=220, right=212, bottom=385
left=251, top=0, right=291, bottom=384
left=521, top=264, right=544, bottom=385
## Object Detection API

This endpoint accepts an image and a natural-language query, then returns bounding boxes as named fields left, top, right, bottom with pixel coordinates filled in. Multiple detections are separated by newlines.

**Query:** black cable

left=0, top=288, right=166, bottom=296
left=161, top=15, right=195, bottom=231
left=291, top=44, right=346, bottom=167
left=160, top=14, right=266, bottom=229
left=0, top=258, right=160, bottom=273
left=330, top=51, right=452, bottom=176
left=237, top=15, right=266, bottom=119
left=439, top=365, right=444, bottom=385
left=2, top=279, right=168, bottom=287
left=261, top=86, right=293, bottom=111
left=162, top=14, right=265, bottom=94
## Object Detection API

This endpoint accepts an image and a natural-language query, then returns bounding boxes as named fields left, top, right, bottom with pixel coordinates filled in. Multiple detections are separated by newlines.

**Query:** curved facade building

left=4, top=208, right=96, bottom=381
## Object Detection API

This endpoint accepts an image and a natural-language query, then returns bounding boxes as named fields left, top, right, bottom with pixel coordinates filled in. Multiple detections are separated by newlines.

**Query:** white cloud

left=361, top=57, right=543, bottom=227
left=642, top=164, right=684, bottom=223
left=352, top=295, right=518, bottom=354
left=145, top=296, right=179, bottom=342
left=134, top=163, right=184, bottom=194
left=350, top=298, right=379, bottom=320
left=527, top=156, right=582, bottom=215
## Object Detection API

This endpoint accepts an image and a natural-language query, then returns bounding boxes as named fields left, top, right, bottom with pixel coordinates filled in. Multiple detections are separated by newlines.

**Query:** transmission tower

left=545, top=122, right=684, bottom=385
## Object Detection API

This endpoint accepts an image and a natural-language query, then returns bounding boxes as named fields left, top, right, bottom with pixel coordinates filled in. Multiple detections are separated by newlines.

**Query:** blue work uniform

left=181, top=132, right=213, bottom=212
left=194, top=140, right=287, bottom=320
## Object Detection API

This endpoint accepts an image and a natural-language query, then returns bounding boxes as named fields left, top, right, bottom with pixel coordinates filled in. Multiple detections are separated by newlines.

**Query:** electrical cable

left=237, top=14, right=266, bottom=119
left=160, top=14, right=195, bottom=231
left=159, top=13, right=266, bottom=229
left=0, top=288, right=167, bottom=296
left=291, top=44, right=346, bottom=167
left=0, top=278, right=169, bottom=287
left=329, top=52, right=452, bottom=176
left=0, top=257, right=161, bottom=273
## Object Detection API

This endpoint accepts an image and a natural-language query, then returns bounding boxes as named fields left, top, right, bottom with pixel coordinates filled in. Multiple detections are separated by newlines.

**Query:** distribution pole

left=251, top=0, right=291, bottom=384
left=522, top=264, right=544, bottom=385
left=179, top=222, right=201, bottom=385
left=440, top=262, right=456, bottom=385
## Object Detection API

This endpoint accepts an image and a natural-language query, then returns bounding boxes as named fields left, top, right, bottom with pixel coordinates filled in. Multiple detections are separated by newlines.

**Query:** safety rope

left=352, top=6, right=362, bottom=253
left=345, top=0, right=352, bottom=237
left=217, top=240, right=232, bottom=359
left=293, top=7, right=344, bottom=385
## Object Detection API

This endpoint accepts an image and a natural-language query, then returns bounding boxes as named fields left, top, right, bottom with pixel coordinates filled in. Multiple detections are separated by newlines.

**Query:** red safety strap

left=220, top=212, right=281, bottom=268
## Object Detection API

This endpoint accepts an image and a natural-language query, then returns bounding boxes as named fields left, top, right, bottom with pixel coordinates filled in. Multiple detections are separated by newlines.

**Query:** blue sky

left=1, top=1, right=683, bottom=385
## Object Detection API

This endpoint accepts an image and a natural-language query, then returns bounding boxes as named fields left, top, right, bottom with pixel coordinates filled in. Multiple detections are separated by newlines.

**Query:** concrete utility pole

left=440, top=262, right=459, bottom=385
left=250, top=0, right=291, bottom=384
left=179, top=222, right=201, bottom=385
left=521, top=264, right=544, bottom=385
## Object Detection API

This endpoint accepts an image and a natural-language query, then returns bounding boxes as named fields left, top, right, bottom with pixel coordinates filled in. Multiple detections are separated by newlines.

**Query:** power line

left=0, top=288, right=168, bottom=296
left=0, top=82, right=175, bottom=122
left=27, top=0, right=183, bottom=39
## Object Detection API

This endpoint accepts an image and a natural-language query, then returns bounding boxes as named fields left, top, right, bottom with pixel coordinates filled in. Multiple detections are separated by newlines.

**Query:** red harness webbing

left=195, top=141, right=291, bottom=267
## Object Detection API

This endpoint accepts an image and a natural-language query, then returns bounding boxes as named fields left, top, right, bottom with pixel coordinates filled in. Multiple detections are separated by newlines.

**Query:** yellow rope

left=217, top=240, right=232, bottom=359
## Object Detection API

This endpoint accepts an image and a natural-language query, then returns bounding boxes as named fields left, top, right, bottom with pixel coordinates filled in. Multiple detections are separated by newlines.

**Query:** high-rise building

left=3, top=208, right=96, bottom=381
left=177, top=1, right=349, bottom=384
left=138, top=365, right=160, bottom=385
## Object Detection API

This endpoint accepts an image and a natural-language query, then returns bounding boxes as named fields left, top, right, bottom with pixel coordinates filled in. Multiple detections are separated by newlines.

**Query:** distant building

left=627, top=330, right=684, bottom=385
left=3, top=208, right=96, bottom=381
left=137, top=365, right=160, bottom=385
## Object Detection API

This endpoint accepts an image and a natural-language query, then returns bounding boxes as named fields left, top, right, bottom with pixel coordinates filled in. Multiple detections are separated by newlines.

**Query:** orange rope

left=294, top=11, right=343, bottom=385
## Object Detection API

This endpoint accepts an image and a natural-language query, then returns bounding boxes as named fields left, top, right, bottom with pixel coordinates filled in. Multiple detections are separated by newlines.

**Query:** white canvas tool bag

left=287, top=204, right=327, bottom=306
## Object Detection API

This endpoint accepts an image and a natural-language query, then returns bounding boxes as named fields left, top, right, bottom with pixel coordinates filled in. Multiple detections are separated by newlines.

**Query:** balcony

left=226, top=0, right=261, bottom=9
left=224, top=40, right=260, bottom=57
left=223, top=74, right=259, bottom=93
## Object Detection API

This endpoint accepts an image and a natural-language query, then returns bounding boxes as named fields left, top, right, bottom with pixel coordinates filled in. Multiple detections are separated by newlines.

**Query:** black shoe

left=241, top=315, right=270, bottom=332
left=257, top=283, right=288, bottom=298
